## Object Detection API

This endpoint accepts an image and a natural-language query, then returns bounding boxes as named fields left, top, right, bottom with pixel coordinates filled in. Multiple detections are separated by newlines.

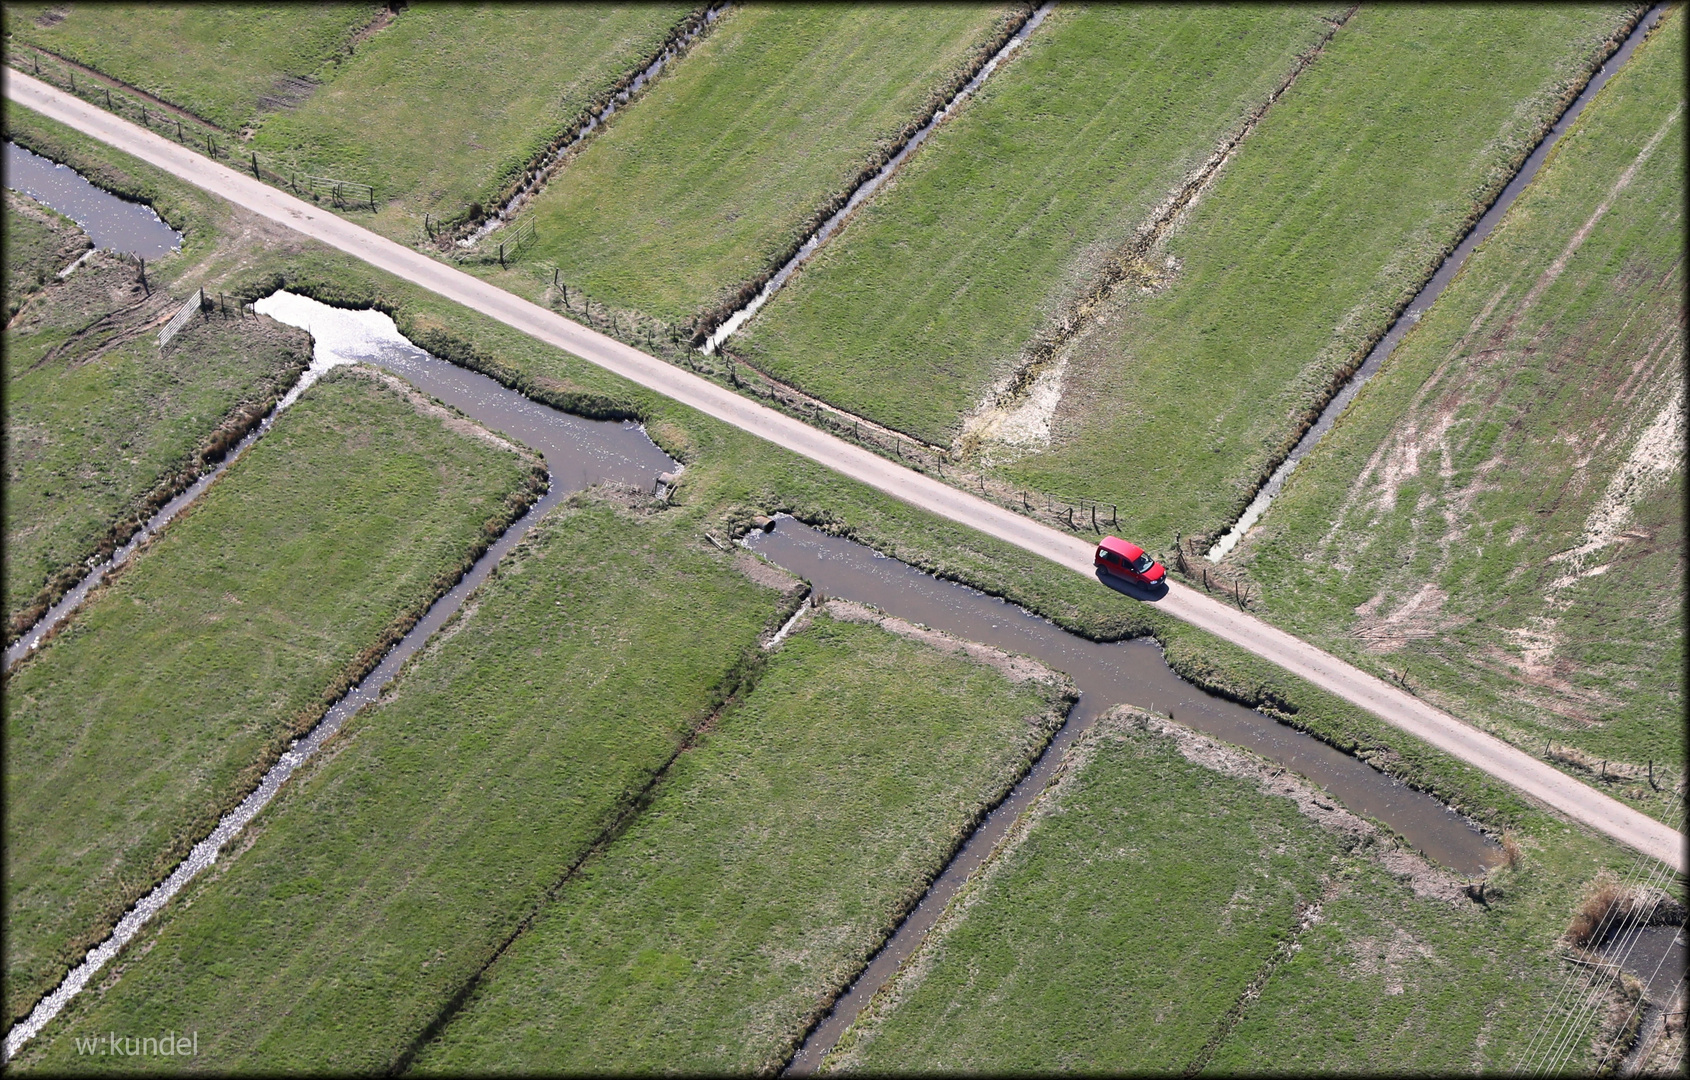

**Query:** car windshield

left=1130, top=553, right=1154, bottom=572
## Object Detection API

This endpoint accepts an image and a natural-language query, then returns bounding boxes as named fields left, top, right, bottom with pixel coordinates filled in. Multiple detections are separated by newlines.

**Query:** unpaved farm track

left=7, top=70, right=1681, bottom=874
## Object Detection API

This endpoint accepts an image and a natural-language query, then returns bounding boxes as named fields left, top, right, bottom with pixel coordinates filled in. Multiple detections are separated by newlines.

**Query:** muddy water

left=1604, top=924, right=1687, bottom=1005
left=703, top=2, right=1054, bottom=353
left=1205, top=4, right=1669, bottom=562
left=1, top=293, right=675, bottom=1061
left=5, top=141, right=181, bottom=258
left=747, top=517, right=1498, bottom=1072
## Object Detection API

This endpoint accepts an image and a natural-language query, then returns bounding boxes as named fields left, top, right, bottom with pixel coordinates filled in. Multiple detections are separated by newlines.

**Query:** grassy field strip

left=699, top=2, right=1056, bottom=353
left=458, top=6, right=725, bottom=246
left=409, top=604, right=1071, bottom=1074
left=1204, top=4, right=1673, bottom=565
left=5, top=4, right=383, bottom=134
left=10, top=499, right=799, bottom=1072
left=2, top=370, right=541, bottom=1026
left=1001, top=5, right=1641, bottom=548
left=1235, top=9, right=1684, bottom=808
left=258, top=3, right=699, bottom=237
left=6, top=4, right=699, bottom=238
left=492, top=4, right=1022, bottom=328
left=733, top=4, right=1346, bottom=446
left=828, top=707, right=1339, bottom=1071
left=4, top=250, right=308, bottom=642
left=833, top=708, right=1643, bottom=1073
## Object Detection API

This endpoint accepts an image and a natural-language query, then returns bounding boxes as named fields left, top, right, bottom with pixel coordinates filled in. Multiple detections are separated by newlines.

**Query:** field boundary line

left=386, top=623, right=793, bottom=1073
left=7, top=69, right=1681, bottom=876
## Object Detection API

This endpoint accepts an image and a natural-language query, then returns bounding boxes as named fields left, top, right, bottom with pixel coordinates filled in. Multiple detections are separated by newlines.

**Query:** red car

left=1095, top=536, right=1166, bottom=586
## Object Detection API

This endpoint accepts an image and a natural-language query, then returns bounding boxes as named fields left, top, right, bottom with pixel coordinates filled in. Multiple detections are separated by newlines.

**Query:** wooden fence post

left=104, top=88, right=113, bottom=110
left=251, top=152, right=260, bottom=180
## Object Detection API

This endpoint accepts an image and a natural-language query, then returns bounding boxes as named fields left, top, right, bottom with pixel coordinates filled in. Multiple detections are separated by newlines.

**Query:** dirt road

left=8, top=70, right=1681, bottom=873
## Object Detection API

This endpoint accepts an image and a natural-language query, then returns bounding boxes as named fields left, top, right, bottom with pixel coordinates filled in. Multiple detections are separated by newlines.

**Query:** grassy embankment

left=5, top=3, right=380, bottom=133
left=996, top=5, right=1641, bottom=548
left=733, top=4, right=1340, bottom=446
left=4, top=189, right=87, bottom=314
left=5, top=96, right=1658, bottom=1070
left=5, top=3, right=693, bottom=237
left=411, top=608, right=1069, bottom=1074
left=4, top=250, right=308, bottom=637
left=14, top=497, right=803, bottom=1072
left=833, top=710, right=1647, bottom=1074
left=3, top=369, right=542, bottom=1025
left=489, top=3, right=1020, bottom=329
left=4, top=110, right=334, bottom=638
left=1233, top=11, right=1685, bottom=810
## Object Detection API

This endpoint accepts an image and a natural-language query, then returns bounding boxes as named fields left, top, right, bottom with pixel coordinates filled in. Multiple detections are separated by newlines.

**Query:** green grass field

left=5, top=88, right=1668, bottom=1072
left=833, top=711, right=1643, bottom=1074
left=495, top=3, right=1017, bottom=325
left=4, top=259, right=308, bottom=636
left=250, top=3, right=692, bottom=234
left=412, top=610, right=1069, bottom=1074
left=12, top=495, right=795, bottom=1072
left=999, top=5, right=1636, bottom=545
left=831, top=710, right=1337, bottom=1072
left=4, top=190, right=88, bottom=316
left=733, top=4, right=1340, bottom=445
left=1233, top=12, right=1685, bottom=798
left=5, top=3, right=381, bottom=133
left=2, top=369, right=540, bottom=1025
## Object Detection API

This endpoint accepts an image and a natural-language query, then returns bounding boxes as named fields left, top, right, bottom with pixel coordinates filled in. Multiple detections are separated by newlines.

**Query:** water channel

left=2, top=292, right=675, bottom=1060
left=5, top=141, right=181, bottom=258
left=746, top=516, right=1500, bottom=1072
left=1206, top=4, right=1669, bottom=561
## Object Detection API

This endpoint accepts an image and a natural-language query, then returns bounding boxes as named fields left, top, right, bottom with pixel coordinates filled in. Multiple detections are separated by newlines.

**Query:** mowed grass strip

left=250, top=3, right=693, bottom=233
left=1235, top=13, right=1685, bottom=784
left=1009, top=5, right=1638, bottom=543
left=734, top=4, right=1340, bottom=445
left=5, top=267, right=307, bottom=635
left=5, top=3, right=381, bottom=133
left=412, top=609, right=1070, bottom=1074
left=2, top=368, right=540, bottom=1025
left=13, top=497, right=792, bottom=1073
left=832, top=710, right=1336, bottom=1072
left=507, top=3, right=1017, bottom=324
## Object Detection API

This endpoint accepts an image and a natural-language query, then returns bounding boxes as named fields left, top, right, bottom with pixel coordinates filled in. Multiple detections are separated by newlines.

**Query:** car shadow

left=1096, top=569, right=1169, bottom=603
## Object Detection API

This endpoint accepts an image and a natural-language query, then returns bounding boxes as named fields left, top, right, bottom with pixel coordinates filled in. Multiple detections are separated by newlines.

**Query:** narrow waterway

left=5, top=140, right=180, bottom=257
left=2, top=293, right=675, bottom=1061
left=1206, top=4, right=1668, bottom=561
left=703, top=2, right=1054, bottom=353
left=747, top=516, right=1498, bottom=1072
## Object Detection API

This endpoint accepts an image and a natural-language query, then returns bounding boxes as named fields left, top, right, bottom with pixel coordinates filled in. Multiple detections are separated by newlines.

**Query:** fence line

left=158, top=288, right=203, bottom=349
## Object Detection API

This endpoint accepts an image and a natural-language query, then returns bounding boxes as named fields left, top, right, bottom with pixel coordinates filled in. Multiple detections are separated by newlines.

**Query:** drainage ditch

left=744, top=515, right=1499, bottom=1072
left=5, top=140, right=180, bottom=258
left=702, top=2, right=1054, bottom=354
left=1205, top=4, right=1668, bottom=562
left=1, top=292, right=675, bottom=1061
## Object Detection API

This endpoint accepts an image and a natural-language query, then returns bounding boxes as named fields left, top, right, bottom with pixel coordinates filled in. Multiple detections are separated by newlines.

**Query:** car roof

left=1098, top=536, right=1144, bottom=559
